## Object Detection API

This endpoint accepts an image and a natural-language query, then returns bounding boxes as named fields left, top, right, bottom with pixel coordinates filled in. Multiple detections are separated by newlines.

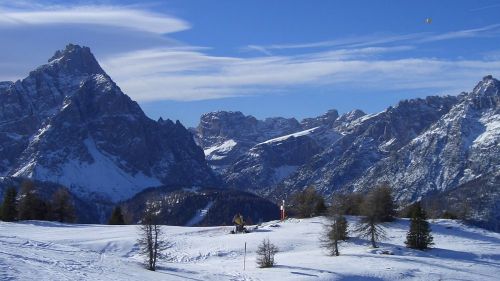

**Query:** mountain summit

left=0, top=44, right=217, bottom=202
left=47, top=44, right=105, bottom=75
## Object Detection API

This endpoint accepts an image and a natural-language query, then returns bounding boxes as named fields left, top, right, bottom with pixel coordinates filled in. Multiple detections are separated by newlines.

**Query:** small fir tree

left=405, top=202, right=434, bottom=250
left=108, top=206, right=126, bottom=225
left=1, top=187, right=18, bottom=221
left=256, top=238, right=279, bottom=268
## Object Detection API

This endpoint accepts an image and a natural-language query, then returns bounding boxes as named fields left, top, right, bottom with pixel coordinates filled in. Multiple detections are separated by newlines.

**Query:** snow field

left=0, top=217, right=499, bottom=280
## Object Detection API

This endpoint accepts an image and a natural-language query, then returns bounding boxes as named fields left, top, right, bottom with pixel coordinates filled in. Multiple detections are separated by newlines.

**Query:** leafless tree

left=256, top=238, right=279, bottom=268
left=137, top=203, right=169, bottom=271
left=321, top=200, right=349, bottom=256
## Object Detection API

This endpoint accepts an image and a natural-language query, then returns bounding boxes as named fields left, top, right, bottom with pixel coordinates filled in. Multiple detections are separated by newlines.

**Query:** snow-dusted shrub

left=256, top=238, right=278, bottom=268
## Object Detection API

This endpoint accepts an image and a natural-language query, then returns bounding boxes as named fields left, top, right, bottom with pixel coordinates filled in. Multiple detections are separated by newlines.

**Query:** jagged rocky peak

left=46, top=43, right=105, bottom=75
left=471, top=75, right=499, bottom=98
left=463, top=75, right=500, bottom=110
left=199, top=111, right=257, bottom=127
left=301, top=109, right=339, bottom=129
left=0, top=81, right=13, bottom=92
left=0, top=44, right=217, bottom=205
left=335, top=109, right=365, bottom=125
left=196, top=111, right=258, bottom=145
left=196, top=110, right=301, bottom=147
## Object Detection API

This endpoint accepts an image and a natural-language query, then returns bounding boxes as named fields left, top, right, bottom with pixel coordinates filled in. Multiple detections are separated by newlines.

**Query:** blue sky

left=1, top=0, right=500, bottom=127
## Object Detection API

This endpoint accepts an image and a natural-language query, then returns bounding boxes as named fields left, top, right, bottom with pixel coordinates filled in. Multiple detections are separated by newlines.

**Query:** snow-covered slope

left=1, top=217, right=499, bottom=280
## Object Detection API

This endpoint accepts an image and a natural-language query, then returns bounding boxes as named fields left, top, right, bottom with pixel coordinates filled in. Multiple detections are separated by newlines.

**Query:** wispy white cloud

left=0, top=5, right=189, bottom=34
left=418, top=24, right=500, bottom=43
left=470, top=3, right=500, bottom=12
left=245, top=24, right=500, bottom=54
left=245, top=45, right=273, bottom=56
left=102, top=46, right=500, bottom=101
left=250, top=33, right=428, bottom=51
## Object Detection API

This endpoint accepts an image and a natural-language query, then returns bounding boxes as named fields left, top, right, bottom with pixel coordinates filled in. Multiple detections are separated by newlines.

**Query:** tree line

left=0, top=181, right=75, bottom=223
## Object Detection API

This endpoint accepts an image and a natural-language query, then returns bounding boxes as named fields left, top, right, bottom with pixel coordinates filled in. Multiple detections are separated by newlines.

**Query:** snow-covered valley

left=1, top=217, right=499, bottom=280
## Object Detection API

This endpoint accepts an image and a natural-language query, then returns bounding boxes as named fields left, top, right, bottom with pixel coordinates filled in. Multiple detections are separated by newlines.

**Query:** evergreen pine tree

left=1, top=187, right=18, bottom=221
left=108, top=206, right=126, bottom=225
left=50, top=188, right=76, bottom=223
left=18, top=181, right=48, bottom=221
left=405, top=202, right=434, bottom=250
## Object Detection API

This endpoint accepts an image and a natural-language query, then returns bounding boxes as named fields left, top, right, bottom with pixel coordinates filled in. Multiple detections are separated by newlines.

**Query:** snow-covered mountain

left=193, top=111, right=302, bottom=172
left=223, top=128, right=323, bottom=191
left=281, top=94, right=460, bottom=197
left=194, top=76, right=499, bottom=230
left=0, top=44, right=217, bottom=202
left=352, top=76, right=500, bottom=202
left=193, top=109, right=360, bottom=190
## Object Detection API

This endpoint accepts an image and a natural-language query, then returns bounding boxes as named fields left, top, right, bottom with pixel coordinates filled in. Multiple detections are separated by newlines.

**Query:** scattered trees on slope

left=290, top=186, right=327, bottom=218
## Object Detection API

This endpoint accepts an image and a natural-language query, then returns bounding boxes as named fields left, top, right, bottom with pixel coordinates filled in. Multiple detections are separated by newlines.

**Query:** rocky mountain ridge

left=0, top=44, right=217, bottom=203
left=193, top=76, right=499, bottom=230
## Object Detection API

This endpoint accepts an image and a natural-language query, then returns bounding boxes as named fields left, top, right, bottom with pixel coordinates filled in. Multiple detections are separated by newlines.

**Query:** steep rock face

left=0, top=44, right=217, bottom=201
left=353, top=76, right=500, bottom=202
left=301, top=109, right=339, bottom=129
left=194, top=109, right=366, bottom=191
left=280, top=94, right=459, bottom=196
left=0, top=44, right=102, bottom=175
left=223, top=132, right=323, bottom=191
left=194, top=111, right=302, bottom=171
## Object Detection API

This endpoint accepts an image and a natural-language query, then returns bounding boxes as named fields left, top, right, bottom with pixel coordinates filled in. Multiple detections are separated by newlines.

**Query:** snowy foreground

left=1, top=217, right=499, bottom=281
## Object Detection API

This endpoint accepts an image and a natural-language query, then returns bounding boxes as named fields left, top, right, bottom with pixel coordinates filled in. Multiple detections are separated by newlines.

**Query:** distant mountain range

left=0, top=44, right=498, bottom=230
left=193, top=76, right=500, bottom=231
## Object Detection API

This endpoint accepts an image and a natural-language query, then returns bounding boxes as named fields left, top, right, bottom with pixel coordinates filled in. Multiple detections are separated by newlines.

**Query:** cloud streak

left=418, top=24, right=500, bottom=43
left=0, top=5, right=189, bottom=34
left=245, top=24, right=500, bottom=54
left=102, top=46, right=500, bottom=102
